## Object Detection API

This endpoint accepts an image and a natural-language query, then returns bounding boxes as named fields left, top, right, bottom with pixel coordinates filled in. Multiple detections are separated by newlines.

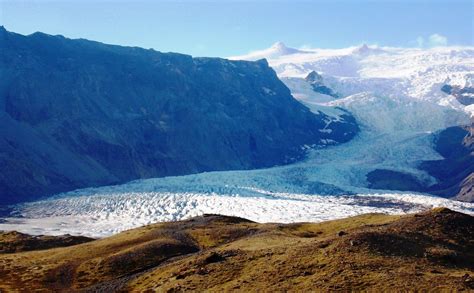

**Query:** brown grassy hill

left=0, top=208, right=473, bottom=292
left=0, top=231, right=94, bottom=254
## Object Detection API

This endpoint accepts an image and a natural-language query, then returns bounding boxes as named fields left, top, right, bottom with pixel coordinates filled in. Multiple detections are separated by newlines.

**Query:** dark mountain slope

left=0, top=27, right=359, bottom=204
left=367, top=122, right=474, bottom=202
left=305, top=70, right=340, bottom=98
left=421, top=123, right=474, bottom=202
left=441, top=84, right=474, bottom=106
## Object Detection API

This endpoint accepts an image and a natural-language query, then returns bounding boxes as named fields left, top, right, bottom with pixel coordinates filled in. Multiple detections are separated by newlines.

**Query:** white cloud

left=415, top=34, right=448, bottom=48
left=428, top=33, right=448, bottom=47
left=416, top=36, right=424, bottom=47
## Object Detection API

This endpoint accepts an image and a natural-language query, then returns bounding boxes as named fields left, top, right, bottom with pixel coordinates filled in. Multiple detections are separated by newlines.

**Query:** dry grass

left=0, top=231, right=93, bottom=253
left=0, top=209, right=473, bottom=292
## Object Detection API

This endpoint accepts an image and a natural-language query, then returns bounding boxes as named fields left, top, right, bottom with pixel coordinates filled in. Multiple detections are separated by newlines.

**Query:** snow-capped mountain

left=232, top=42, right=474, bottom=200
left=231, top=43, right=474, bottom=117
left=230, top=41, right=305, bottom=61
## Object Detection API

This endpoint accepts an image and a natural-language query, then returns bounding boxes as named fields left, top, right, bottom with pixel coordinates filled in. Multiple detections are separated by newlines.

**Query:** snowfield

left=231, top=42, right=474, bottom=116
left=1, top=42, right=473, bottom=237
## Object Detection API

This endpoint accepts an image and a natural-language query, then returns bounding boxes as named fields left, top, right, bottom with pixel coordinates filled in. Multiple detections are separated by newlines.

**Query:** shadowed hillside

left=0, top=208, right=472, bottom=291
left=367, top=122, right=474, bottom=202
left=422, top=122, right=474, bottom=202
left=0, top=231, right=93, bottom=253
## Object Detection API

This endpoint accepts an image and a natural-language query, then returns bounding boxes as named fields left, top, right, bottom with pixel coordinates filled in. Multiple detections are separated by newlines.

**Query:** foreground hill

left=0, top=208, right=472, bottom=291
left=0, top=27, right=358, bottom=204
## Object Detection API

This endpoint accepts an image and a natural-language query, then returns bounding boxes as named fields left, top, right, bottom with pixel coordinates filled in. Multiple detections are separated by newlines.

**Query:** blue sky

left=0, top=0, right=472, bottom=57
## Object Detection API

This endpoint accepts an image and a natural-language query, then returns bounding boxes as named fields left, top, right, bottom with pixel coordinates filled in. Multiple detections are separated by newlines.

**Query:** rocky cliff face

left=441, top=84, right=474, bottom=106
left=304, top=71, right=339, bottom=98
left=0, top=28, right=359, bottom=204
left=367, top=122, right=474, bottom=202
left=421, top=122, right=474, bottom=202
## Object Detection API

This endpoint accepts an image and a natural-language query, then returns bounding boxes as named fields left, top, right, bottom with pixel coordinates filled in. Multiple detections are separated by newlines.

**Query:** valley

left=0, top=32, right=473, bottom=238
left=1, top=2, right=473, bottom=291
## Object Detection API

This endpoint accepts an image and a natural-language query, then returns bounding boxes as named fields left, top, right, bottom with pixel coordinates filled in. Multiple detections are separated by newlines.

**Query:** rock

left=367, top=122, right=474, bottom=202
left=197, top=267, right=208, bottom=275
left=304, top=71, right=340, bottom=98
left=337, top=231, right=347, bottom=237
left=441, top=84, right=474, bottom=106
left=462, top=273, right=474, bottom=288
left=201, top=252, right=225, bottom=265
left=420, top=123, right=474, bottom=202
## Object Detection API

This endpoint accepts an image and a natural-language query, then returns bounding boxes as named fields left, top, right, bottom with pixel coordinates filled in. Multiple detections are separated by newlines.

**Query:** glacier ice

left=1, top=44, right=473, bottom=237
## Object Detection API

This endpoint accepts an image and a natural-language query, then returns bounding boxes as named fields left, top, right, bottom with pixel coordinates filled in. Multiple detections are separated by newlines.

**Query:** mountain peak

left=228, top=41, right=307, bottom=61
left=353, top=43, right=370, bottom=54
left=271, top=41, right=288, bottom=50
left=268, top=41, right=300, bottom=56
left=305, top=70, right=323, bottom=83
left=229, top=41, right=301, bottom=61
left=352, top=43, right=385, bottom=55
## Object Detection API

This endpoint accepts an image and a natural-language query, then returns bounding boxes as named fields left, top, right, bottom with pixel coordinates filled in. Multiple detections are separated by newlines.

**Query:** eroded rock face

left=420, top=123, right=474, bottom=202
left=304, top=71, right=340, bottom=98
left=441, top=84, right=474, bottom=106
left=366, top=122, right=474, bottom=202
left=0, top=28, right=359, bottom=204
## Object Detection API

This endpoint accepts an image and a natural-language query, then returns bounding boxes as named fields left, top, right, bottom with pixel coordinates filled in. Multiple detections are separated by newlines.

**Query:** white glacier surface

left=1, top=191, right=473, bottom=238
left=2, top=118, right=473, bottom=238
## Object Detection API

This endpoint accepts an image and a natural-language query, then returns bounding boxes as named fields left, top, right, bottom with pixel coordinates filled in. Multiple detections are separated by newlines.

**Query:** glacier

left=1, top=42, right=473, bottom=237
